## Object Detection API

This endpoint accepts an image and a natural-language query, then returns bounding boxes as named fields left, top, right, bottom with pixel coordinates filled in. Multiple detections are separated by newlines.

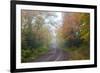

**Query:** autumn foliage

left=57, top=12, right=90, bottom=60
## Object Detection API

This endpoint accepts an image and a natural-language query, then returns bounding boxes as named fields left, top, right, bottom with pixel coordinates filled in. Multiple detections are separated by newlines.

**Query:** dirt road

left=33, top=47, right=69, bottom=62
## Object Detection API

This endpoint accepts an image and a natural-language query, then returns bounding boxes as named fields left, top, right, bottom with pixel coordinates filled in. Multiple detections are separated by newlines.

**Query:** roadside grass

left=21, top=47, right=49, bottom=62
left=63, top=46, right=90, bottom=60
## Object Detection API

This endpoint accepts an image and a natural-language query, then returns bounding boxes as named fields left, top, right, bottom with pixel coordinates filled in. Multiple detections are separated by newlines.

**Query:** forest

left=21, top=10, right=90, bottom=62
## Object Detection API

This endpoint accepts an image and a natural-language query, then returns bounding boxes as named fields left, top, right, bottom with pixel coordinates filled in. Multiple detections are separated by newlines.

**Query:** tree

left=57, top=12, right=90, bottom=48
left=21, top=10, right=53, bottom=49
